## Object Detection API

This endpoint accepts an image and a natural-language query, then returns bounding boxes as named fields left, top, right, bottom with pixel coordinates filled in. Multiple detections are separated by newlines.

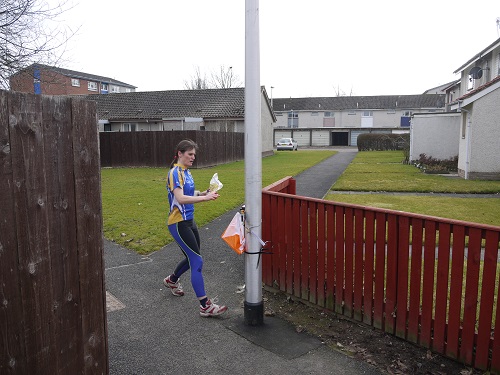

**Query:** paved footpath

left=104, top=147, right=383, bottom=375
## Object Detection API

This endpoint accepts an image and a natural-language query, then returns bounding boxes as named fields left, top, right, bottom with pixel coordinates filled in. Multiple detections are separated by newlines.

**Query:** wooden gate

left=0, top=91, right=108, bottom=374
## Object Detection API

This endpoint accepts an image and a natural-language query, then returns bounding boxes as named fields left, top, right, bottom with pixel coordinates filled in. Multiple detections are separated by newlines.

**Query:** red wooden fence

left=262, top=176, right=500, bottom=373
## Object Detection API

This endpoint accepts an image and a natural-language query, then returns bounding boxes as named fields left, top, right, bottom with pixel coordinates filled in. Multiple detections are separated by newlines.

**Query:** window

left=324, top=111, right=334, bottom=117
left=387, top=109, right=396, bottom=114
left=101, top=83, right=108, bottom=92
left=497, top=53, right=500, bottom=76
left=287, top=111, right=298, bottom=128
left=348, top=110, right=356, bottom=115
left=402, top=111, right=412, bottom=117
left=362, top=111, right=373, bottom=117
left=311, top=112, right=319, bottom=116
left=111, top=85, right=120, bottom=93
left=71, top=78, right=80, bottom=87
left=461, top=112, right=467, bottom=139
left=88, top=81, right=98, bottom=91
left=467, top=75, right=474, bottom=91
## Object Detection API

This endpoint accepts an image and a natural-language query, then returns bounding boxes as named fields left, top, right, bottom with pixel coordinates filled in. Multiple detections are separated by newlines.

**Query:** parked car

left=276, top=137, right=298, bottom=151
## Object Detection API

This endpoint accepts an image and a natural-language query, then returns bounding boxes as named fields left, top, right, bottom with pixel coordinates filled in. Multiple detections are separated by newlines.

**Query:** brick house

left=9, top=64, right=136, bottom=95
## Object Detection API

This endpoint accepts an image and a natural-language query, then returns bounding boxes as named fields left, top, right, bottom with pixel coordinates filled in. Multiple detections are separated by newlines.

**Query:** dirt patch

left=263, top=288, right=482, bottom=375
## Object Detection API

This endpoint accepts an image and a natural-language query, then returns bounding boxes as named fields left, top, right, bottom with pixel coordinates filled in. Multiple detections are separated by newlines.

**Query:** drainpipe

left=459, top=104, right=471, bottom=180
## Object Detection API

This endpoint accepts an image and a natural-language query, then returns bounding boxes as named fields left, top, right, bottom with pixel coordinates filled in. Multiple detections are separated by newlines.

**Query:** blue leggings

left=168, top=220, right=206, bottom=298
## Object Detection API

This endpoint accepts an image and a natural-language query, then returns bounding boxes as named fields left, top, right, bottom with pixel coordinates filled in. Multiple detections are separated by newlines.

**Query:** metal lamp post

left=244, top=0, right=263, bottom=326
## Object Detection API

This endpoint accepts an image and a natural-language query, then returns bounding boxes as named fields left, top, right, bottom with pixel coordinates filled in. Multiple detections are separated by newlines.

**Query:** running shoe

left=163, top=275, right=184, bottom=297
left=200, top=298, right=228, bottom=317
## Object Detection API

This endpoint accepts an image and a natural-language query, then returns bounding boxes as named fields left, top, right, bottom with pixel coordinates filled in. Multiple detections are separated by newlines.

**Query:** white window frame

left=324, top=111, right=334, bottom=117
left=101, top=83, right=109, bottom=92
left=88, top=81, right=98, bottom=91
left=111, top=85, right=120, bottom=93
left=71, top=78, right=80, bottom=87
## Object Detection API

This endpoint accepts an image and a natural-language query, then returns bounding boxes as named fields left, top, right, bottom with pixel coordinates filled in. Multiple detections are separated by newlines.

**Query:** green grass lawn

left=333, top=151, right=500, bottom=193
left=326, top=151, right=500, bottom=227
left=101, top=150, right=336, bottom=254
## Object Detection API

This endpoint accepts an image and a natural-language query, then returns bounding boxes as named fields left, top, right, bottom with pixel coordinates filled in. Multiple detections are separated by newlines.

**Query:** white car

left=276, top=137, right=298, bottom=151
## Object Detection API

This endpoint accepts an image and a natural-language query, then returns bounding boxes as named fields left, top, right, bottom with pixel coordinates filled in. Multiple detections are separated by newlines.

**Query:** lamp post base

left=244, top=301, right=264, bottom=326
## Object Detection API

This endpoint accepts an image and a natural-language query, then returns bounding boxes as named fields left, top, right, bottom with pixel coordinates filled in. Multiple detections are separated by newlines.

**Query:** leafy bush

left=412, top=153, right=458, bottom=173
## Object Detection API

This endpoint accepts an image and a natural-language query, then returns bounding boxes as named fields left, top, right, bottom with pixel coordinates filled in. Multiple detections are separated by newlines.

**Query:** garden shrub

left=412, top=153, right=458, bottom=173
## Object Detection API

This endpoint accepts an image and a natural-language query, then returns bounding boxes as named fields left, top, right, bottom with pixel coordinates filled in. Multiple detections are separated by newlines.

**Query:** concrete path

left=295, top=147, right=358, bottom=199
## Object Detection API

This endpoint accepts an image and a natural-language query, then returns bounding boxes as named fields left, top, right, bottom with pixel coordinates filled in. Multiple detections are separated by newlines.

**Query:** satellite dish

left=469, top=67, right=483, bottom=79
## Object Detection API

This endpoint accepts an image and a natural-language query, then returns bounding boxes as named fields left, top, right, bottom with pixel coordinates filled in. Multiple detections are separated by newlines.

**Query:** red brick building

left=9, top=64, right=136, bottom=95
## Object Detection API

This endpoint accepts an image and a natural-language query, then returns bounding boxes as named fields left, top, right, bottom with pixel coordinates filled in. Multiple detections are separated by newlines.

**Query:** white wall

left=410, top=113, right=460, bottom=161
left=469, top=89, right=500, bottom=174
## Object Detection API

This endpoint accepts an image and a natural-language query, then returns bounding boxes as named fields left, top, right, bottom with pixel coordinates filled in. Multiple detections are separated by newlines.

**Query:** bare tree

left=332, top=84, right=354, bottom=97
left=184, top=66, right=210, bottom=90
left=0, top=0, right=75, bottom=89
left=210, top=65, right=241, bottom=89
left=185, top=65, right=242, bottom=90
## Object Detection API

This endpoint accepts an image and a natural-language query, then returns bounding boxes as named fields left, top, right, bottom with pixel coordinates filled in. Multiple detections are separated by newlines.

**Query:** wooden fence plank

left=317, top=203, right=326, bottom=308
left=385, top=214, right=398, bottom=335
left=326, top=206, right=336, bottom=310
left=459, top=228, right=482, bottom=366
left=71, top=98, right=108, bottom=374
left=309, top=202, right=318, bottom=305
left=408, top=218, right=423, bottom=344
left=420, top=220, right=437, bottom=348
left=261, top=193, right=272, bottom=286
left=446, top=225, right=466, bottom=359
left=363, top=211, right=375, bottom=326
left=474, top=231, right=499, bottom=370
left=270, top=195, right=280, bottom=288
left=292, top=199, right=301, bottom=298
left=373, top=212, right=386, bottom=330
left=0, top=91, right=28, bottom=374
left=354, top=208, right=364, bottom=322
left=433, top=223, right=451, bottom=354
left=41, top=95, right=83, bottom=373
left=335, top=206, right=345, bottom=315
left=301, top=201, right=310, bottom=301
left=285, top=197, right=293, bottom=295
left=396, top=216, right=410, bottom=339
left=277, top=194, right=286, bottom=291
left=344, top=208, right=354, bottom=318
left=490, top=242, right=500, bottom=373
left=9, top=92, right=55, bottom=373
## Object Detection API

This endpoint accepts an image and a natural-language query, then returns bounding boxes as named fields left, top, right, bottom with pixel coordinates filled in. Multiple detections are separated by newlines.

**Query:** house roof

left=84, top=88, right=246, bottom=120
left=423, top=80, right=460, bottom=94
left=12, top=63, right=136, bottom=89
left=272, top=94, right=445, bottom=112
left=457, top=74, right=500, bottom=101
left=453, top=37, right=500, bottom=74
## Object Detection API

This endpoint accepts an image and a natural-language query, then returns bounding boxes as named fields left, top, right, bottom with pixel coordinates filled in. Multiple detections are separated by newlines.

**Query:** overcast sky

left=55, top=0, right=500, bottom=98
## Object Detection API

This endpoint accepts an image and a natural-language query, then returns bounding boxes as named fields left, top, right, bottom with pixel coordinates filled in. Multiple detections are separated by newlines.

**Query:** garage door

left=311, top=130, right=330, bottom=146
left=274, top=130, right=292, bottom=144
left=292, top=131, right=310, bottom=146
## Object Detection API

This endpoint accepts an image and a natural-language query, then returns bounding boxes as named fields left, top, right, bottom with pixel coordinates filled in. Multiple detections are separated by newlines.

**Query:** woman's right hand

left=204, top=191, right=219, bottom=201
